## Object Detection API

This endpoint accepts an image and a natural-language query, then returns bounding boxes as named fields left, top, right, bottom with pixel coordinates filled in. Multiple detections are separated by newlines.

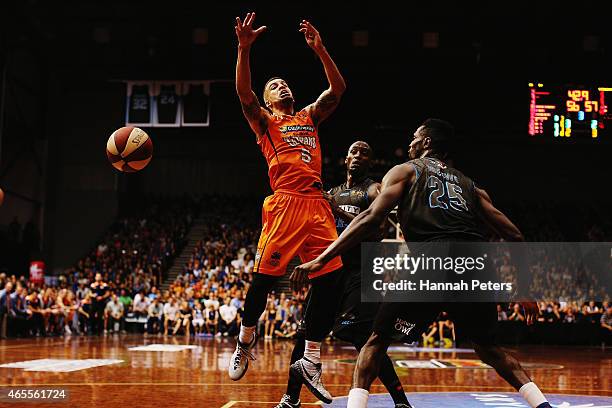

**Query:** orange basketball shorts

left=254, top=190, right=343, bottom=279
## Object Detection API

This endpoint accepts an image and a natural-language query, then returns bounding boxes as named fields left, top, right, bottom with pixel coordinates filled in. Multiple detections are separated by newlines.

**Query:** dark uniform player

left=277, top=142, right=412, bottom=408
left=293, top=119, right=552, bottom=408
left=90, top=273, right=110, bottom=335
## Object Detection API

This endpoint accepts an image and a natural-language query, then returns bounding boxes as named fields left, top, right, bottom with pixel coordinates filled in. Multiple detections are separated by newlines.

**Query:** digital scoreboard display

left=528, top=83, right=612, bottom=139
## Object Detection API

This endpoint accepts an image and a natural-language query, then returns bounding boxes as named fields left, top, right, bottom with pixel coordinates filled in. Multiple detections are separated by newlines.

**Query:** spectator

left=0, top=282, right=14, bottom=338
left=148, top=287, right=159, bottom=300
left=563, top=307, right=577, bottom=323
left=205, top=302, right=219, bottom=336
left=438, top=312, right=456, bottom=347
left=90, top=273, right=110, bottom=335
left=133, top=290, right=150, bottom=317
left=163, top=298, right=179, bottom=336
left=421, top=321, right=438, bottom=347
left=77, top=293, right=93, bottom=334
left=118, top=289, right=133, bottom=312
left=105, top=294, right=125, bottom=334
left=147, top=297, right=163, bottom=335
left=192, top=302, right=205, bottom=335
left=601, top=306, right=612, bottom=345
left=497, top=304, right=508, bottom=321
left=174, top=301, right=192, bottom=336
left=219, top=297, right=238, bottom=337
left=76, top=282, right=90, bottom=301
left=509, top=304, right=526, bottom=322
left=263, top=300, right=278, bottom=339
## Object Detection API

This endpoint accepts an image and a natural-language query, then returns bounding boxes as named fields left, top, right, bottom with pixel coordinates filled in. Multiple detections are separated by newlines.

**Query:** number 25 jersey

left=257, top=109, right=322, bottom=193
left=400, top=157, right=487, bottom=242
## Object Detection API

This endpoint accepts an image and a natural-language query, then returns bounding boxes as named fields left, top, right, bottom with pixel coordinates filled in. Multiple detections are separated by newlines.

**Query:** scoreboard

left=528, top=83, right=612, bottom=139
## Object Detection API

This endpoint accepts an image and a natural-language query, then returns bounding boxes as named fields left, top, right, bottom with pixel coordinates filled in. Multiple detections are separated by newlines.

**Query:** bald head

left=345, top=141, right=373, bottom=177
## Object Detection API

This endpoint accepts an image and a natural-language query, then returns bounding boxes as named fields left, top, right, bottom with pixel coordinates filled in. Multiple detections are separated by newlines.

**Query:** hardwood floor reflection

left=0, top=334, right=610, bottom=407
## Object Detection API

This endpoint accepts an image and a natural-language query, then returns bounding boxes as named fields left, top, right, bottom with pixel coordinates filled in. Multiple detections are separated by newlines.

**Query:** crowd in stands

left=0, top=195, right=196, bottom=338
left=0, top=193, right=610, bottom=346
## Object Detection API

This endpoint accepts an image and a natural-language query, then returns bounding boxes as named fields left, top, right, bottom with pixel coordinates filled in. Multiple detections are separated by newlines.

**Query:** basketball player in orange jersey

left=228, top=12, right=346, bottom=403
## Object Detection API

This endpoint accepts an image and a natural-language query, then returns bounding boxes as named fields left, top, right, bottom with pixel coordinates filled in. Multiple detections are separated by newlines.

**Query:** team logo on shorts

left=394, top=318, right=415, bottom=336
left=268, top=251, right=282, bottom=267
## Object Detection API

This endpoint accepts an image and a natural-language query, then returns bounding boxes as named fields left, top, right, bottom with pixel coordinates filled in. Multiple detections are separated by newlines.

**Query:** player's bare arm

left=292, top=165, right=414, bottom=286
left=300, top=20, right=346, bottom=125
left=475, top=187, right=524, bottom=242
left=235, top=12, right=270, bottom=137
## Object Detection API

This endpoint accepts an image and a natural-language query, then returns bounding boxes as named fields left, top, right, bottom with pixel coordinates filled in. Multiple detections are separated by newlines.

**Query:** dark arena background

left=0, top=1, right=611, bottom=407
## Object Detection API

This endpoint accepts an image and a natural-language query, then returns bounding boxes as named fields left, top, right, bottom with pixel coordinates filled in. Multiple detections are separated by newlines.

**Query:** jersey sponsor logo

left=282, top=135, right=317, bottom=149
left=339, top=205, right=360, bottom=215
left=329, top=392, right=612, bottom=408
left=280, top=124, right=315, bottom=134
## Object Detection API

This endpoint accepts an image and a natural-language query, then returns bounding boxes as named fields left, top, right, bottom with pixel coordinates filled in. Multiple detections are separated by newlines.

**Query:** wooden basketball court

left=0, top=335, right=610, bottom=407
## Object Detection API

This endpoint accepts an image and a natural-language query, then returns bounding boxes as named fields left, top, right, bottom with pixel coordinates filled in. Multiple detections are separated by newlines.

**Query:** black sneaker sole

left=289, top=361, right=332, bottom=404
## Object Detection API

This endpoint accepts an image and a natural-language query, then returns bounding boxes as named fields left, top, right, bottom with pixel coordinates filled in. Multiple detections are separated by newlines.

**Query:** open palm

left=299, top=20, right=323, bottom=51
left=235, top=12, right=267, bottom=47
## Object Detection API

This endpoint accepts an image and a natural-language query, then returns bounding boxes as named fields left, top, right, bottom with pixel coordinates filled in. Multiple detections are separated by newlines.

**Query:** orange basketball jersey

left=258, top=109, right=322, bottom=193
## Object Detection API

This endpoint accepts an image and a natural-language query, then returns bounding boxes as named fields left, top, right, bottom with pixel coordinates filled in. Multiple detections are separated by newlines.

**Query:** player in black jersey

left=293, top=119, right=552, bottom=408
left=276, top=142, right=412, bottom=408
left=90, top=273, right=110, bottom=335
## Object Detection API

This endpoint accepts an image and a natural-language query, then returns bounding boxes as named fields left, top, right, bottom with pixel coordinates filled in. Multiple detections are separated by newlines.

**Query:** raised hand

left=299, top=20, right=323, bottom=52
left=235, top=12, right=267, bottom=48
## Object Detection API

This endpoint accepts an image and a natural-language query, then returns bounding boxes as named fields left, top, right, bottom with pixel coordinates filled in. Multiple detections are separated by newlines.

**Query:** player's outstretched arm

left=300, top=20, right=346, bottom=125
left=293, top=164, right=414, bottom=282
left=235, top=12, right=269, bottom=138
left=475, top=187, right=524, bottom=242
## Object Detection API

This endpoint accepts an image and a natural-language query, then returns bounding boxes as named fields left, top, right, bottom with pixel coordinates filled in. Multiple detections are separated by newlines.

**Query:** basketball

left=106, top=126, right=153, bottom=172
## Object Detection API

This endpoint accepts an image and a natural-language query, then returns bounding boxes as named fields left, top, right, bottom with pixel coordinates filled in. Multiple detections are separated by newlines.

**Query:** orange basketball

left=106, top=127, right=153, bottom=172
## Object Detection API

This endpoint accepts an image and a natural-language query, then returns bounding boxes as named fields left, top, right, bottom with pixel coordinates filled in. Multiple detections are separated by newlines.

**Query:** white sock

left=238, top=324, right=255, bottom=344
left=519, top=382, right=548, bottom=408
left=347, top=388, right=369, bottom=408
left=304, top=340, right=321, bottom=364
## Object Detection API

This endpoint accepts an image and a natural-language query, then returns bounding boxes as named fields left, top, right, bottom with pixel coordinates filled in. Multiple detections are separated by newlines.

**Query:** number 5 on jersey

left=300, top=148, right=312, bottom=163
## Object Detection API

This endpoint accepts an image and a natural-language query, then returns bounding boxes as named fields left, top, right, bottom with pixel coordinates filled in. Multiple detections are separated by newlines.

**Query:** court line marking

left=0, top=383, right=608, bottom=393
left=0, top=341, right=70, bottom=350
left=222, top=401, right=322, bottom=406
left=338, top=391, right=612, bottom=399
